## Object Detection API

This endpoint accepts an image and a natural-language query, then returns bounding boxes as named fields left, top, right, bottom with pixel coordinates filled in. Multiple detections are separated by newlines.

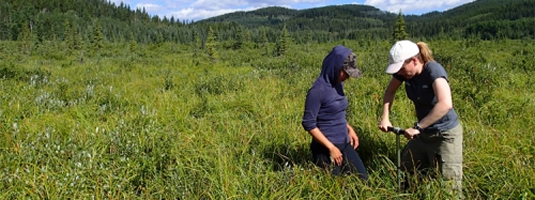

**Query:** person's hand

left=348, top=129, right=359, bottom=149
left=329, top=147, right=343, bottom=166
left=378, top=119, right=392, bottom=132
left=404, top=127, right=420, bottom=140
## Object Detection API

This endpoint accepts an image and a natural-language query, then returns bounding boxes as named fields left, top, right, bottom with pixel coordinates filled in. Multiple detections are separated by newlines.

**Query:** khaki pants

left=401, top=123, right=463, bottom=194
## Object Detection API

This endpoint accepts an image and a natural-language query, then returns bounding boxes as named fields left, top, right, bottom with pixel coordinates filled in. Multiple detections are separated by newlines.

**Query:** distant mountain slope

left=409, top=0, right=535, bottom=39
left=200, top=4, right=394, bottom=30
left=202, top=6, right=299, bottom=27
left=439, top=0, right=534, bottom=20
left=199, top=0, right=535, bottom=39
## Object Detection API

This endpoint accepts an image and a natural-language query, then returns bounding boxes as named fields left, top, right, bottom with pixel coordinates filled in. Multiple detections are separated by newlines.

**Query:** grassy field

left=0, top=39, right=534, bottom=199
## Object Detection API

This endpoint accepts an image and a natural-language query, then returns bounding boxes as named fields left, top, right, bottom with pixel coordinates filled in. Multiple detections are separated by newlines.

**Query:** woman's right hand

left=329, top=147, right=343, bottom=166
left=378, top=119, right=392, bottom=132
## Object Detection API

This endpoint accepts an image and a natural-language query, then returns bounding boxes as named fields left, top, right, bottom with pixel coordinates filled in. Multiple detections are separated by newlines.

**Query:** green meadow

left=1, top=39, right=534, bottom=199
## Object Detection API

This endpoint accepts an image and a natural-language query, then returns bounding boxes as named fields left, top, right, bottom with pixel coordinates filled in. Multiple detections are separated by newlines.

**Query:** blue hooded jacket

left=302, top=45, right=352, bottom=144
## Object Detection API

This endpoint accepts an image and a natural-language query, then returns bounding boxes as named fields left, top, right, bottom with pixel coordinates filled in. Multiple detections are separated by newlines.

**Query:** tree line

left=1, top=0, right=534, bottom=48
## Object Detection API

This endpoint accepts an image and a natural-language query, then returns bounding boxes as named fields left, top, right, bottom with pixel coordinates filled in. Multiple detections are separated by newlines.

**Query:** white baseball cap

left=385, top=40, right=419, bottom=74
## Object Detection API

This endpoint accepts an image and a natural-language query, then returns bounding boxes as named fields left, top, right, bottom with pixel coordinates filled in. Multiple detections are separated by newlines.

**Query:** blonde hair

left=416, top=42, right=435, bottom=64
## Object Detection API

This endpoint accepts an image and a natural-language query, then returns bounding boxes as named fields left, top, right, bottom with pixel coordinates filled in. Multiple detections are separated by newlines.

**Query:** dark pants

left=310, top=140, right=368, bottom=180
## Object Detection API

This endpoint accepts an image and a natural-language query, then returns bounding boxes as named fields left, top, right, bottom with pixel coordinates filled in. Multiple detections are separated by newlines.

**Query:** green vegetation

left=1, top=0, right=534, bottom=199
left=1, top=37, right=534, bottom=199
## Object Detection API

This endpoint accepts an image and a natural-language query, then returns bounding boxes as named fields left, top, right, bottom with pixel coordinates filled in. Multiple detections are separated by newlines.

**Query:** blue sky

left=109, top=0, right=475, bottom=22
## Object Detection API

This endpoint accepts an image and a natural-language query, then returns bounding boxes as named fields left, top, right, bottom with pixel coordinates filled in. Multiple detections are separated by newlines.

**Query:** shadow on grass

left=262, top=140, right=312, bottom=171
left=262, top=127, right=395, bottom=172
left=354, top=126, right=398, bottom=169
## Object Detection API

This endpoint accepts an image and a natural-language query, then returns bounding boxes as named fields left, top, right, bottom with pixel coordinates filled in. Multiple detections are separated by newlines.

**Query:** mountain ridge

left=197, top=0, right=535, bottom=39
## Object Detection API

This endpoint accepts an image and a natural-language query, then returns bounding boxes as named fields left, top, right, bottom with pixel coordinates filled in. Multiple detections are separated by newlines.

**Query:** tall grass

left=0, top=39, right=534, bottom=199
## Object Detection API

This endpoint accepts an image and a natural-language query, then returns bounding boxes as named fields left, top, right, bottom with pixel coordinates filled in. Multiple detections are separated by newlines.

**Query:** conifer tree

left=244, top=28, right=251, bottom=44
left=63, top=20, right=76, bottom=53
left=305, top=28, right=312, bottom=53
left=91, top=21, right=104, bottom=52
left=260, top=27, right=269, bottom=56
left=157, top=32, right=164, bottom=44
left=129, top=32, right=137, bottom=54
left=245, top=28, right=251, bottom=40
left=206, top=26, right=218, bottom=63
left=19, top=21, right=34, bottom=55
left=274, top=25, right=290, bottom=56
left=193, top=30, right=201, bottom=57
left=393, top=11, right=409, bottom=42
left=64, top=21, right=72, bottom=49
left=234, top=27, right=243, bottom=49
left=73, top=26, right=83, bottom=51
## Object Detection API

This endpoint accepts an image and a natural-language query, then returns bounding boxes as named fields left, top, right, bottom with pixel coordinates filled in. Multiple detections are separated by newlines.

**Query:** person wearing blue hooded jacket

left=301, top=45, right=368, bottom=180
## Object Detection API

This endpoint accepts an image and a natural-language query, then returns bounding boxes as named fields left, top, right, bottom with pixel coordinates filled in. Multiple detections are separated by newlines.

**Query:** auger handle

left=387, top=126, right=405, bottom=135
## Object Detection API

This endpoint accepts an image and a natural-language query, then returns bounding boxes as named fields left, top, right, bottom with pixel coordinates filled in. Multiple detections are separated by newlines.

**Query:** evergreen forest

left=1, top=0, right=535, bottom=45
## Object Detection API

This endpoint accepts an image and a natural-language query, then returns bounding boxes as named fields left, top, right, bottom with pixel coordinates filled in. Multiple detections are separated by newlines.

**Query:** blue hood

left=317, top=45, right=353, bottom=91
left=301, top=45, right=353, bottom=144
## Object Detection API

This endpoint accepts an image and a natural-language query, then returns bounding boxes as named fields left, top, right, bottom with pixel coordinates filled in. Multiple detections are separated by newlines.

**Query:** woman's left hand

left=349, top=130, right=359, bottom=149
left=404, top=128, right=420, bottom=140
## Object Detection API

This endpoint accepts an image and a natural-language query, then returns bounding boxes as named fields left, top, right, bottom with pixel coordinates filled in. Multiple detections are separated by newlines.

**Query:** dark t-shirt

left=393, top=61, right=459, bottom=133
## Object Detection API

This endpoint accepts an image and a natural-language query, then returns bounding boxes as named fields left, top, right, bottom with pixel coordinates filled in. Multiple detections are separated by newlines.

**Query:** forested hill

left=199, top=0, right=535, bottom=40
left=201, top=5, right=389, bottom=30
left=0, top=0, right=185, bottom=43
left=405, top=0, right=535, bottom=39
left=1, top=0, right=534, bottom=44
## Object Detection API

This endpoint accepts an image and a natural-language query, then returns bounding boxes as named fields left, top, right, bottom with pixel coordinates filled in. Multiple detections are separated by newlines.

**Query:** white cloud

left=365, top=0, right=474, bottom=14
left=108, top=0, right=130, bottom=5
left=125, top=0, right=475, bottom=21
left=189, top=0, right=324, bottom=11
left=191, top=0, right=249, bottom=10
left=162, top=0, right=191, bottom=9
left=136, top=3, right=165, bottom=14
left=169, top=6, right=261, bottom=21
left=163, top=0, right=299, bottom=20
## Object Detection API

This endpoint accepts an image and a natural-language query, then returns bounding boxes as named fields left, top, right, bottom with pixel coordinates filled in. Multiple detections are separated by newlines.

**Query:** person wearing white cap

left=377, top=40, right=463, bottom=197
